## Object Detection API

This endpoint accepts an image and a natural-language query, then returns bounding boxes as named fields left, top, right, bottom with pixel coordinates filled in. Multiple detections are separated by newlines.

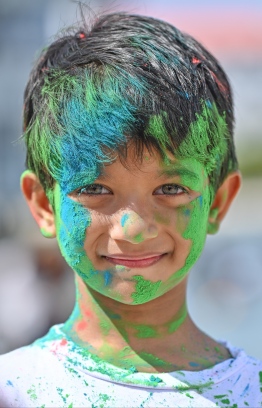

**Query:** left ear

left=207, top=171, right=241, bottom=234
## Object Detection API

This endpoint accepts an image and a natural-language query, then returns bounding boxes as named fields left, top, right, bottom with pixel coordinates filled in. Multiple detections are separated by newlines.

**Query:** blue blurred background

left=0, top=0, right=261, bottom=356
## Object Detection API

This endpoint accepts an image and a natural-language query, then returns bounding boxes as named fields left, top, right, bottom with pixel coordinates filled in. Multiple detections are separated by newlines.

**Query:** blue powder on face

left=55, top=185, right=92, bottom=282
left=183, top=209, right=191, bottom=217
left=55, top=185, right=117, bottom=296
left=58, top=192, right=89, bottom=260
left=198, top=195, right=203, bottom=207
left=121, top=214, right=129, bottom=227
left=104, top=271, right=113, bottom=286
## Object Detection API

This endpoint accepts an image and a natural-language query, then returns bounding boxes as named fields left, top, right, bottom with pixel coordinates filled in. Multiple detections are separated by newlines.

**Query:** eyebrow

left=158, top=167, right=201, bottom=182
left=95, top=170, right=111, bottom=181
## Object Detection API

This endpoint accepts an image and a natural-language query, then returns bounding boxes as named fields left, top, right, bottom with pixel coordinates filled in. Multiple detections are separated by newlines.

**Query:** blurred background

left=0, top=0, right=261, bottom=357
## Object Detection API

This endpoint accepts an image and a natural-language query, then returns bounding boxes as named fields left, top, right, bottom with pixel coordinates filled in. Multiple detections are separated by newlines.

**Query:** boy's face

left=52, top=146, right=212, bottom=304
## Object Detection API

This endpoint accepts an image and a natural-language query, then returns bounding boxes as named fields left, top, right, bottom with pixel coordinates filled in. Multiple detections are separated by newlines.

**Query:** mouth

left=103, top=253, right=166, bottom=268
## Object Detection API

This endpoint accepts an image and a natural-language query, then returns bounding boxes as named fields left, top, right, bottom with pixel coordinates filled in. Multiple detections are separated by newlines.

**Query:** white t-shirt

left=0, top=325, right=261, bottom=407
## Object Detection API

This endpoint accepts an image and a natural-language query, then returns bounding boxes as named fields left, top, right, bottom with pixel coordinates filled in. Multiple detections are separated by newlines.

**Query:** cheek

left=182, top=194, right=210, bottom=265
left=175, top=206, right=193, bottom=235
left=55, top=191, right=119, bottom=296
left=164, top=194, right=210, bottom=288
left=153, top=204, right=194, bottom=238
left=55, top=191, right=91, bottom=270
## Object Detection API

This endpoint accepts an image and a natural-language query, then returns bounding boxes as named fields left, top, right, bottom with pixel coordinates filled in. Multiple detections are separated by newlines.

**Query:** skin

left=21, top=147, right=241, bottom=373
left=53, top=149, right=208, bottom=304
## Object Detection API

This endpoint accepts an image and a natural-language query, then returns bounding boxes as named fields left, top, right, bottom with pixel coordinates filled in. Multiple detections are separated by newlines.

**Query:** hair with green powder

left=23, top=12, right=237, bottom=194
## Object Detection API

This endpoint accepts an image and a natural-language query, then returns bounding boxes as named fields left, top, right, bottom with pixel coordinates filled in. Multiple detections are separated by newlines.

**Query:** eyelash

left=77, top=184, right=112, bottom=196
left=154, top=184, right=188, bottom=196
left=76, top=183, right=188, bottom=196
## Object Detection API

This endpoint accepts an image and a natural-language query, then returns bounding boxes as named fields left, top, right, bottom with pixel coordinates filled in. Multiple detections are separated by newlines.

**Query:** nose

left=109, top=210, right=158, bottom=244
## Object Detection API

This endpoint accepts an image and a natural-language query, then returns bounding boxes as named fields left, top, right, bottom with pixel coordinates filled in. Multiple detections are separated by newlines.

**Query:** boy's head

left=23, top=12, right=237, bottom=197
left=21, top=13, right=241, bottom=304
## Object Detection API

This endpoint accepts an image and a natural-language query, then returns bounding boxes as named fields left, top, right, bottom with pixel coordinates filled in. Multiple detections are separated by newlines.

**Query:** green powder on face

left=115, top=264, right=126, bottom=272
left=140, top=104, right=228, bottom=297
left=53, top=185, right=124, bottom=302
left=154, top=212, right=170, bottom=225
left=165, top=172, right=210, bottom=292
left=134, top=232, right=144, bottom=243
left=131, top=276, right=162, bottom=305
left=146, top=102, right=230, bottom=190
left=121, top=213, right=146, bottom=244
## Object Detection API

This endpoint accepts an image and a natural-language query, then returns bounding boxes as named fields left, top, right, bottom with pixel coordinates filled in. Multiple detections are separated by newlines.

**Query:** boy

left=0, top=11, right=260, bottom=407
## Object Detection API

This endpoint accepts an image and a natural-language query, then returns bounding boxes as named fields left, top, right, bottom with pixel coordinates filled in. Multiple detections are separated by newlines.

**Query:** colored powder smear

left=121, top=213, right=129, bottom=227
left=131, top=276, right=162, bottom=305
left=259, top=371, right=262, bottom=392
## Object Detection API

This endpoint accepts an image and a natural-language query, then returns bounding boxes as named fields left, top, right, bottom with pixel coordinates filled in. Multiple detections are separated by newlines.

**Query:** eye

left=154, top=184, right=187, bottom=195
left=77, top=184, right=111, bottom=196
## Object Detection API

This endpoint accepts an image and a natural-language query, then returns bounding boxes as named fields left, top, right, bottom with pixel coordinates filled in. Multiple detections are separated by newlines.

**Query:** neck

left=62, top=274, right=231, bottom=372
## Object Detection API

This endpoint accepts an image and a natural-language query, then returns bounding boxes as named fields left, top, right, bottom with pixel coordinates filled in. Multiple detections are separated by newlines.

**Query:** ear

left=21, top=170, right=56, bottom=238
left=207, top=171, right=241, bottom=234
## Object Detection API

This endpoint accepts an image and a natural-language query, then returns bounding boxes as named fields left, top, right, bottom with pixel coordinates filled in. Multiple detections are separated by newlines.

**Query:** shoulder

left=0, top=325, right=74, bottom=407
left=204, top=343, right=262, bottom=406
left=0, top=324, right=67, bottom=377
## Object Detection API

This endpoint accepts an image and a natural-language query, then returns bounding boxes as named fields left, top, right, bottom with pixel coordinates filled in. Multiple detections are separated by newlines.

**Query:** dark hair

left=23, top=12, right=238, bottom=194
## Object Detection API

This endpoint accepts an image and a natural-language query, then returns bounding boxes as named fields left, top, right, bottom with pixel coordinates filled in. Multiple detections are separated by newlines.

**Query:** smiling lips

left=104, top=254, right=166, bottom=268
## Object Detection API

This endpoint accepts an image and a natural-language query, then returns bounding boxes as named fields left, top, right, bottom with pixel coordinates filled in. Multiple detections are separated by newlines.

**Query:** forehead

left=58, top=143, right=207, bottom=194
left=55, top=100, right=221, bottom=194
